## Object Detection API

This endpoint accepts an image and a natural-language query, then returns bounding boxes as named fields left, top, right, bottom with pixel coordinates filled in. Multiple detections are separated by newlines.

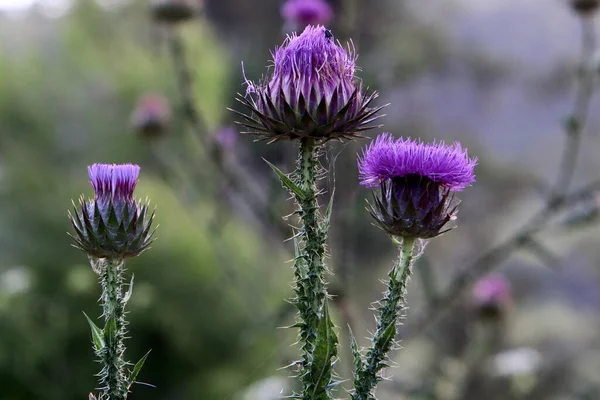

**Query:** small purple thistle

left=358, top=133, right=476, bottom=239
left=232, top=25, right=384, bottom=142
left=70, top=163, right=154, bottom=259
left=358, top=133, right=477, bottom=191
left=472, top=274, right=512, bottom=320
left=281, top=0, right=334, bottom=30
left=88, top=163, right=140, bottom=203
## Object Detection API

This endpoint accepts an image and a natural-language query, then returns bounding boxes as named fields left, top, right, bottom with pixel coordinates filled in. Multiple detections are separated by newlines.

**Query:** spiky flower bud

left=281, top=0, right=333, bottom=28
left=358, top=133, right=476, bottom=239
left=233, top=25, right=385, bottom=143
left=150, top=0, right=200, bottom=24
left=570, top=0, right=599, bottom=15
left=69, top=164, right=154, bottom=260
left=472, top=274, right=511, bottom=321
left=130, top=93, right=171, bottom=139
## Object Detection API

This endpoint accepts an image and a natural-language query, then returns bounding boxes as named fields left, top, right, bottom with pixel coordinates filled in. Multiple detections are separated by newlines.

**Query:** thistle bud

left=150, top=0, right=200, bottom=24
left=358, top=133, right=476, bottom=239
left=233, top=25, right=385, bottom=143
left=130, top=93, right=171, bottom=139
left=570, top=0, right=599, bottom=15
left=69, top=164, right=155, bottom=260
left=281, top=0, right=333, bottom=29
left=472, top=274, right=511, bottom=321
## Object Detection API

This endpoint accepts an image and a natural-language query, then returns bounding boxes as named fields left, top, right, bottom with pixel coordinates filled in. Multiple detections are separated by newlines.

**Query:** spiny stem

left=100, top=258, right=127, bottom=400
left=352, top=236, right=417, bottom=400
left=293, top=138, right=338, bottom=400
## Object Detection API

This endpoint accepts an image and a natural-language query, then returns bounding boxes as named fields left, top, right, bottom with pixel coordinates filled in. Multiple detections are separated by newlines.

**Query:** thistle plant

left=351, top=134, right=476, bottom=400
left=232, top=25, right=384, bottom=399
left=68, top=163, right=155, bottom=400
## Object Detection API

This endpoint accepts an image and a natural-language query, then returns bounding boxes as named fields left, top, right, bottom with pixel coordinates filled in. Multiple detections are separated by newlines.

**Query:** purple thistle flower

left=358, top=134, right=476, bottom=238
left=69, top=164, right=155, bottom=260
left=472, top=274, right=511, bottom=320
left=231, top=25, right=385, bottom=143
left=281, top=0, right=334, bottom=28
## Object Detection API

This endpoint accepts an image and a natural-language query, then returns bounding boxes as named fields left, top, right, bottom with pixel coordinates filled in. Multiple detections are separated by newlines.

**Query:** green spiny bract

left=70, top=196, right=154, bottom=259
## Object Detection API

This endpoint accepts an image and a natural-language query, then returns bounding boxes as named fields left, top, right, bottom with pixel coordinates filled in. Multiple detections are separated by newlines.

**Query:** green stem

left=293, top=138, right=338, bottom=400
left=100, top=258, right=127, bottom=400
left=352, top=236, right=417, bottom=400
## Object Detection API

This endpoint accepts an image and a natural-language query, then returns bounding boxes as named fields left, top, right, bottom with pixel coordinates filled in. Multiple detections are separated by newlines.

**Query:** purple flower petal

left=358, top=133, right=477, bottom=191
left=88, top=163, right=140, bottom=201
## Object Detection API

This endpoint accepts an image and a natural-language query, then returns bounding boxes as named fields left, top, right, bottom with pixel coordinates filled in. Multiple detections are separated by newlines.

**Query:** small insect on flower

left=231, top=25, right=385, bottom=143
left=68, top=164, right=155, bottom=261
left=358, top=134, right=477, bottom=239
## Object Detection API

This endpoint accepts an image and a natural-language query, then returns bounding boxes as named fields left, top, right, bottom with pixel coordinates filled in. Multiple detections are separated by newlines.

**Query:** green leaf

left=128, top=350, right=152, bottom=389
left=104, top=316, right=117, bottom=343
left=322, top=188, right=335, bottom=235
left=263, top=158, right=306, bottom=200
left=310, top=301, right=338, bottom=391
left=123, top=274, right=134, bottom=306
left=348, top=325, right=364, bottom=374
left=83, top=312, right=104, bottom=352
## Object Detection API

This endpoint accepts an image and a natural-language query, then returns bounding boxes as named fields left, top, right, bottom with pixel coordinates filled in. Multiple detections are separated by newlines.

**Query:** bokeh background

left=2, top=0, right=600, bottom=399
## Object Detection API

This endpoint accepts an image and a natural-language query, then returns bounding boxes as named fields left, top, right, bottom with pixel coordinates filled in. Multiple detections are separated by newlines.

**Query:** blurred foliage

left=0, top=1, right=289, bottom=399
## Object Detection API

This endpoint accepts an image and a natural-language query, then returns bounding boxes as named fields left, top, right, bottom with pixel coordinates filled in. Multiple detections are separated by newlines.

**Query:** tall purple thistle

left=358, top=133, right=477, bottom=238
left=281, top=0, right=333, bottom=27
left=232, top=25, right=385, bottom=142
left=69, top=163, right=155, bottom=259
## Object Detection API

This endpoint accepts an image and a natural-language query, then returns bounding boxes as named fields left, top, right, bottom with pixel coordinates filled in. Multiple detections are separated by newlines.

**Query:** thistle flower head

left=472, top=274, right=511, bottom=320
left=232, top=25, right=385, bottom=143
left=69, top=164, right=155, bottom=261
left=281, top=0, right=334, bottom=28
left=130, top=93, right=171, bottom=139
left=359, top=134, right=476, bottom=239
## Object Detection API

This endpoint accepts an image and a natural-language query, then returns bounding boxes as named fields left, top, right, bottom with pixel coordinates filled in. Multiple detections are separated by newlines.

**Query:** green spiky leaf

left=348, top=326, right=364, bottom=374
left=310, top=301, right=338, bottom=393
left=322, top=188, right=335, bottom=235
left=127, top=350, right=152, bottom=389
left=83, top=312, right=105, bottom=352
left=263, top=158, right=306, bottom=200
left=123, top=274, right=134, bottom=306
left=104, top=316, right=117, bottom=341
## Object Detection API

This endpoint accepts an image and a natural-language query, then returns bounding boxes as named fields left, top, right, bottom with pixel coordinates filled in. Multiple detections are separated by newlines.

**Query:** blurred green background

left=2, top=0, right=600, bottom=399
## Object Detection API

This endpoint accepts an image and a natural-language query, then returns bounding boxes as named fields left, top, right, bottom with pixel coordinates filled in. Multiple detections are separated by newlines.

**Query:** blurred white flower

left=489, top=347, right=542, bottom=377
